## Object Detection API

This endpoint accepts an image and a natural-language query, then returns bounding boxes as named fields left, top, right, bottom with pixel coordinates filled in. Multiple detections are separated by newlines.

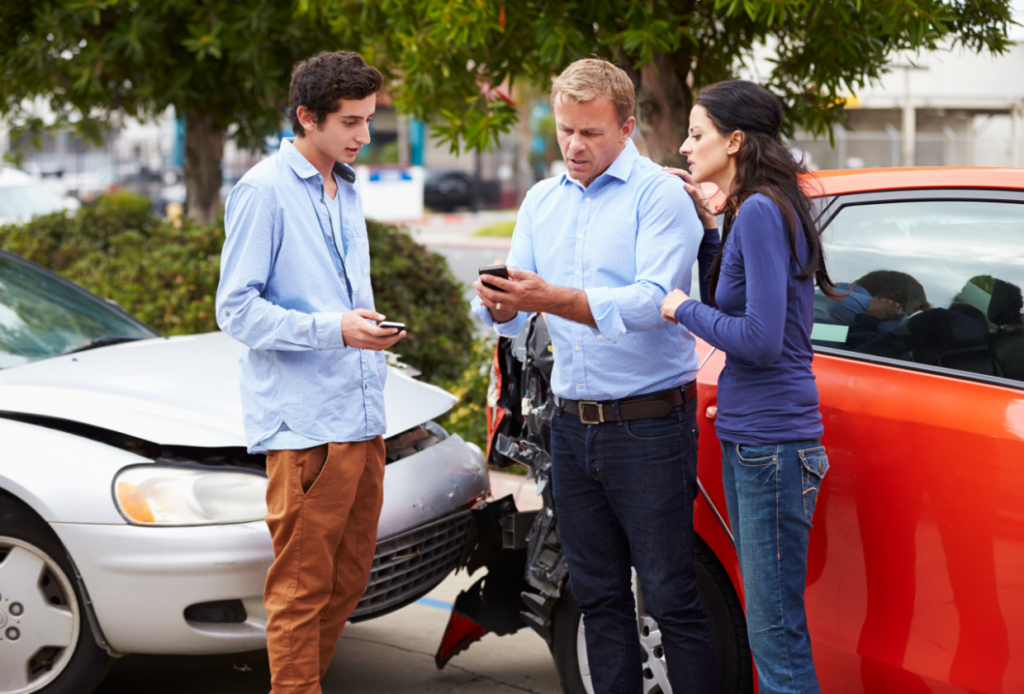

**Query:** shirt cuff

left=471, top=297, right=526, bottom=336
left=585, top=287, right=626, bottom=341
left=314, top=312, right=347, bottom=350
left=674, top=297, right=701, bottom=327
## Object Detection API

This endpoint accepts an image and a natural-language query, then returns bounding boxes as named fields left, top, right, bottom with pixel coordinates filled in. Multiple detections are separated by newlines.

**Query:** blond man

left=472, top=59, right=719, bottom=693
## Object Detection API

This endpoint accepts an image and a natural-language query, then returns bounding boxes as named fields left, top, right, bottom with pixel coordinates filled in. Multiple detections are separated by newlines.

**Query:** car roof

left=0, top=168, right=42, bottom=189
left=805, top=167, right=1024, bottom=197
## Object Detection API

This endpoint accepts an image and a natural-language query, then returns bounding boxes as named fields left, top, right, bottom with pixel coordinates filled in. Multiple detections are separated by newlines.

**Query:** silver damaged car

left=0, top=250, right=489, bottom=694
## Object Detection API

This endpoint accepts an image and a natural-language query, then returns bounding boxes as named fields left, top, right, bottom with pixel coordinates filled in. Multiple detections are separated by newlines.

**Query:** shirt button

left=338, top=271, right=344, bottom=276
left=577, top=384, right=583, bottom=389
left=364, top=384, right=368, bottom=390
left=575, top=344, right=580, bottom=351
left=585, top=197, right=591, bottom=203
left=578, top=233, right=583, bottom=238
left=575, top=270, right=581, bottom=276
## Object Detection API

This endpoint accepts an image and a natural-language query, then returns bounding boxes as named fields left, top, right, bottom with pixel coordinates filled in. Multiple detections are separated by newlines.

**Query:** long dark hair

left=694, top=80, right=842, bottom=301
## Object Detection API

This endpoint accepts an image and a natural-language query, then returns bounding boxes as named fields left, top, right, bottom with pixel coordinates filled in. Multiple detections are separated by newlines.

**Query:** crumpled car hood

left=0, top=332, right=457, bottom=447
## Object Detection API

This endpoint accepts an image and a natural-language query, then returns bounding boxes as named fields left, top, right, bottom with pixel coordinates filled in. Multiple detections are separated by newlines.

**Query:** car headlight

left=113, top=464, right=268, bottom=526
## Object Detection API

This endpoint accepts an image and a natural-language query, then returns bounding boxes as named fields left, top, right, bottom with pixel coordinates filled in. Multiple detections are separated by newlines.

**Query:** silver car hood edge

left=0, top=332, right=458, bottom=447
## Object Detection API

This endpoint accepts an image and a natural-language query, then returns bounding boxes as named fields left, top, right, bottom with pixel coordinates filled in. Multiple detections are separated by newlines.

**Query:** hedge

left=0, top=191, right=476, bottom=385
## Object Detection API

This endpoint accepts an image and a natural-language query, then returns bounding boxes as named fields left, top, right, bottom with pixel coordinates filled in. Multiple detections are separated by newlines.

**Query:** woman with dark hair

left=660, top=79, right=840, bottom=694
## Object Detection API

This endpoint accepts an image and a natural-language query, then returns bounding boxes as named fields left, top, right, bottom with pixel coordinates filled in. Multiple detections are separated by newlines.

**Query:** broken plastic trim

left=434, top=496, right=531, bottom=669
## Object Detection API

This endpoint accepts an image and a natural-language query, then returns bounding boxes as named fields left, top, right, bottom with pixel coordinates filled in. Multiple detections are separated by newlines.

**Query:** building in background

left=784, top=41, right=1024, bottom=170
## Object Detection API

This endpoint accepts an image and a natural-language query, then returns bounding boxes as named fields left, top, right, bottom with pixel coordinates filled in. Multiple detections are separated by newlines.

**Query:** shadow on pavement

left=95, top=650, right=270, bottom=693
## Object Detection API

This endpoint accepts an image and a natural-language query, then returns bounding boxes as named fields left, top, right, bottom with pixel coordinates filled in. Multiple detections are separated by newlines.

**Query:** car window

left=0, top=254, right=155, bottom=369
left=0, top=185, right=67, bottom=222
left=811, top=200, right=1024, bottom=384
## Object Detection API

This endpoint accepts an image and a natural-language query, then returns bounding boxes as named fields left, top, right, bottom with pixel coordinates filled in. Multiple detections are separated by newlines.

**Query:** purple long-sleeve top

left=675, top=193, right=823, bottom=445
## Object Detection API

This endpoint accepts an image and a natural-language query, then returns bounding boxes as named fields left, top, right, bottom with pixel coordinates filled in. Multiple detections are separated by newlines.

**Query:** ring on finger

left=496, top=302, right=502, bottom=310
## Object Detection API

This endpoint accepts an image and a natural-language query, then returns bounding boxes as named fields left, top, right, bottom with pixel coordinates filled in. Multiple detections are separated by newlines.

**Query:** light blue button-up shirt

left=471, top=140, right=703, bottom=401
left=217, top=138, right=386, bottom=453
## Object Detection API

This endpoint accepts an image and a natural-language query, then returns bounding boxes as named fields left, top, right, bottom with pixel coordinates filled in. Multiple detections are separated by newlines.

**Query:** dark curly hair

left=288, top=51, right=383, bottom=137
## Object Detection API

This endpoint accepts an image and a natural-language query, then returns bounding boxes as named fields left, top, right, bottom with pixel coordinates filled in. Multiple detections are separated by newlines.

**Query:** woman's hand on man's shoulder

left=662, top=167, right=717, bottom=230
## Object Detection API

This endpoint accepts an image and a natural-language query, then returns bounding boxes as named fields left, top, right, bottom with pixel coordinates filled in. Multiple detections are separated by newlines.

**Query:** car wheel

left=0, top=491, right=111, bottom=694
left=551, top=537, right=752, bottom=694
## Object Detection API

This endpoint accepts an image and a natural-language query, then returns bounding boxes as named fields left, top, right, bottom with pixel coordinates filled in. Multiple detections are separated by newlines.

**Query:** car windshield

left=0, top=254, right=156, bottom=369
left=0, top=185, right=67, bottom=222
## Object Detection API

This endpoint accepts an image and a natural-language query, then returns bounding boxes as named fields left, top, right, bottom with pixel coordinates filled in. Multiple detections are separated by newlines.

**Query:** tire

left=0, top=490, right=112, bottom=694
left=551, top=536, right=752, bottom=694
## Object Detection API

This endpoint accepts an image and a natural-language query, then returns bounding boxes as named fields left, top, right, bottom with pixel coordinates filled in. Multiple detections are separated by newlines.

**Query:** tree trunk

left=620, top=50, right=692, bottom=169
left=514, top=83, right=534, bottom=204
left=183, top=111, right=225, bottom=225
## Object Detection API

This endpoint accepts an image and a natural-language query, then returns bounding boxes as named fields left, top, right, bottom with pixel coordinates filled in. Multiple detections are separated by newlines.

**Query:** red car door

left=698, top=187, right=1024, bottom=693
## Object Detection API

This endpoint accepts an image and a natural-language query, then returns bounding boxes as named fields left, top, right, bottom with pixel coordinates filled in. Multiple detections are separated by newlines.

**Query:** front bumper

left=51, top=519, right=273, bottom=655
left=49, top=434, right=489, bottom=655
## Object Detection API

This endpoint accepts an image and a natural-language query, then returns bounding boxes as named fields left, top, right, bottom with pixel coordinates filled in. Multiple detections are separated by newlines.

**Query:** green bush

left=367, top=222, right=475, bottom=383
left=436, top=336, right=494, bottom=450
left=0, top=191, right=475, bottom=384
left=0, top=191, right=223, bottom=335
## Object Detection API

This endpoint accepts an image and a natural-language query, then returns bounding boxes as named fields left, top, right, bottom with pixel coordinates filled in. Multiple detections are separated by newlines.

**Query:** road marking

left=415, top=597, right=454, bottom=610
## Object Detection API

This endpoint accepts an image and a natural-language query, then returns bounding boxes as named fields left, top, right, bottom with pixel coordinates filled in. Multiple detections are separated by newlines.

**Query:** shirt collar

left=280, top=137, right=356, bottom=184
left=559, top=138, right=639, bottom=188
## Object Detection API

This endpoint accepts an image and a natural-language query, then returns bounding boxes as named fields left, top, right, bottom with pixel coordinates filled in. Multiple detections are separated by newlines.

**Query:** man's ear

left=295, top=105, right=317, bottom=135
left=726, top=130, right=745, bottom=156
left=620, top=116, right=636, bottom=143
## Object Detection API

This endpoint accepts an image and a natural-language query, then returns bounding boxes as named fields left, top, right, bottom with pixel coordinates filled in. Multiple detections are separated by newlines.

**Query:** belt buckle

left=578, top=401, right=604, bottom=425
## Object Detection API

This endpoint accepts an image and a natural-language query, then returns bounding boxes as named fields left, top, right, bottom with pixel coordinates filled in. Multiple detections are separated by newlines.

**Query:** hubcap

left=0, top=537, right=80, bottom=694
left=578, top=569, right=672, bottom=694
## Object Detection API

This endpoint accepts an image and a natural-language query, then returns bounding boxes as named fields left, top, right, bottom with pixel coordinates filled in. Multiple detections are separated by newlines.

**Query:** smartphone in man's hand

left=379, top=321, right=406, bottom=334
left=479, top=264, right=509, bottom=292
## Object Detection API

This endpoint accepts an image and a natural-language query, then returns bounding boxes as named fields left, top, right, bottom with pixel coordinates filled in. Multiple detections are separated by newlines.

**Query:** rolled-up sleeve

left=584, top=174, right=702, bottom=340
left=470, top=190, right=536, bottom=338
left=217, top=183, right=346, bottom=351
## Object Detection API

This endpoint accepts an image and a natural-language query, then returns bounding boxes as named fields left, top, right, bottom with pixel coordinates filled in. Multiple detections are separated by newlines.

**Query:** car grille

left=350, top=509, right=472, bottom=621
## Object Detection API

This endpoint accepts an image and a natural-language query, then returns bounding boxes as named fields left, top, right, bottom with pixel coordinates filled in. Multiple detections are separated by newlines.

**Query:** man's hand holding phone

left=341, top=309, right=406, bottom=350
left=474, top=263, right=553, bottom=323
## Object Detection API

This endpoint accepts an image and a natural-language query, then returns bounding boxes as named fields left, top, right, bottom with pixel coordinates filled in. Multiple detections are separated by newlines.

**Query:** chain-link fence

left=789, top=129, right=1016, bottom=170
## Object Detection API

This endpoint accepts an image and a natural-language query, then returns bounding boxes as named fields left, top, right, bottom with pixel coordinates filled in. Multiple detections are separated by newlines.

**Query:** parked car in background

left=423, top=169, right=502, bottom=213
left=424, top=169, right=474, bottom=212
left=0, top=168, right=80, bottom=226
left=0, top=250, right=489, bottom=694
left=437, top=167, right=1024, bottom=694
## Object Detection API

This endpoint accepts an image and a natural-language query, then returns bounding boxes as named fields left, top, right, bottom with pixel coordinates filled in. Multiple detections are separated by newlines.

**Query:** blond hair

left=550, top=58, right=635, bottom=126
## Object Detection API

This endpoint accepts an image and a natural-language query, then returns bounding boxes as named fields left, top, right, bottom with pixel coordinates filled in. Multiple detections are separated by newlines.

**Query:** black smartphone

left=379, top=321, right=406, bottom=333
left=478, top=264, right=509, bottom=292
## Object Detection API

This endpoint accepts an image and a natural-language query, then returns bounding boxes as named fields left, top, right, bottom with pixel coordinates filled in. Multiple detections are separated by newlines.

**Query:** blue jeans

left=720, top=439, right=829, bottom=694
left=551, top=400, right=719, bottom=694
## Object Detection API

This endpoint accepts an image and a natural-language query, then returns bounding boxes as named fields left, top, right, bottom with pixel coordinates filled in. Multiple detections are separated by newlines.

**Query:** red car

left=437, top=167, right=1024, bottom=694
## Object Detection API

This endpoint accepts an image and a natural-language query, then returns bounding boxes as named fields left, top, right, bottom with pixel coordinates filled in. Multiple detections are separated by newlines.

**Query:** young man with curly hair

left=216, top=51, right=405, bottom=694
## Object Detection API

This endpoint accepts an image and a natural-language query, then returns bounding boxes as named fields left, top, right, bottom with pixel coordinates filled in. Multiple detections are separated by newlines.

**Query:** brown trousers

left=264, top=437, right=386, bottom=694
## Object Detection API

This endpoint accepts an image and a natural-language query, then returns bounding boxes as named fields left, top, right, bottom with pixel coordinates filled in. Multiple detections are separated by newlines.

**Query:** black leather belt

left=559, top=381, right=698, bottom=424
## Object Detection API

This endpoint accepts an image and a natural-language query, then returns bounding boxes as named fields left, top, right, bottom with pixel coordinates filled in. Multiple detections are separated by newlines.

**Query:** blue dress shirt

left=471, top=140, right=704, bottom=401
left=217, top=138, right=387, bottom=453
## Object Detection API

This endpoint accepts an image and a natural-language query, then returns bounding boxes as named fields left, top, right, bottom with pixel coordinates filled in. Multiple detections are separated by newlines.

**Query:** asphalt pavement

left=408, top=210, right=516, bottom=307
